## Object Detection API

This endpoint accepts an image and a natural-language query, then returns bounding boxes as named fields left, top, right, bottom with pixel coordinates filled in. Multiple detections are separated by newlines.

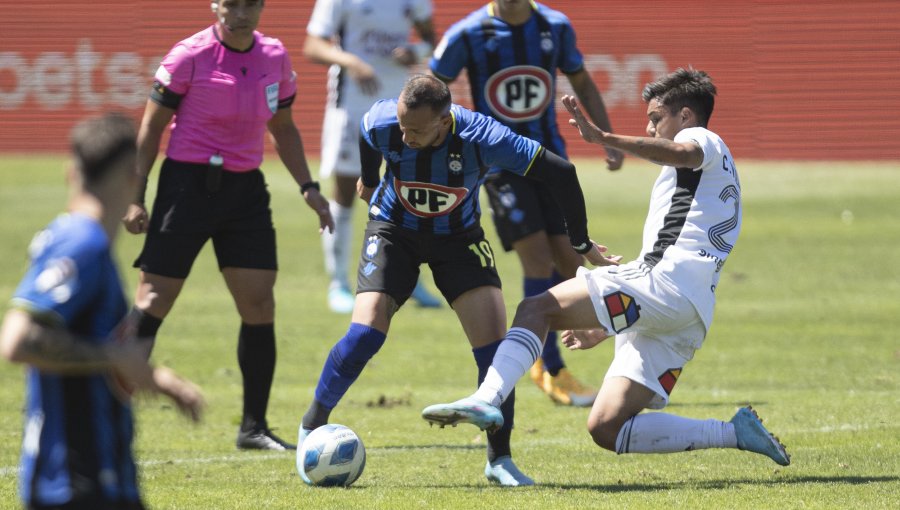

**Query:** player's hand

left=561, top=329, right=611, bottom=350
left=302, top=188, right=334, bottom=234
left=349, top=59, right=380, bottom=96
left=582, top=241, right=622, bottom=267
left=605, top=147, right=625, bottom=171
left=562, top=95, right=610, bottom=146
left=391, top=46, right=417, bottom=67
left=152, top=366, right=206, bottom=423
left=122, top=203, right=149, bottom=234
left=357, top=178, right=375, bottom=203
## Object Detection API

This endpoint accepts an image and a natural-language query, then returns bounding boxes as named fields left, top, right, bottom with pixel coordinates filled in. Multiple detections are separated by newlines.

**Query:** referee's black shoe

left=236, top=425, right=296, bottom=451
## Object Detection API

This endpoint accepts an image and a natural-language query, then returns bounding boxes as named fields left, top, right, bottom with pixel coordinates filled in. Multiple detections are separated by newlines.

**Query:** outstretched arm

left=562, top=95, right=704, bottom=169
left=525, top=150, right=621, bottom=267
left=0, top=309, right=204, bottom=421
left=566, top=70, right=623, bottom=170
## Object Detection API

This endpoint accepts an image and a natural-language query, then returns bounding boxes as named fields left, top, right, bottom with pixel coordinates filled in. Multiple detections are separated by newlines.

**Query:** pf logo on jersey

left=394, top=179, right=468, bottom=218
left=484, top=65, right=553, bottom=123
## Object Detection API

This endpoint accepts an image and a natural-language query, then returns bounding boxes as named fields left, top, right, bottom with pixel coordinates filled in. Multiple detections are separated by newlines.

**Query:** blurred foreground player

left=1, top=113, right=204, bottom=510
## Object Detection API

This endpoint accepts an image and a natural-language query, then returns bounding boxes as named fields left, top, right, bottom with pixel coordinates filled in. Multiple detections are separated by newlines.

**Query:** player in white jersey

left=304, top=0, right=440, bottom=312
left=422, top=69, right=791, bottom=471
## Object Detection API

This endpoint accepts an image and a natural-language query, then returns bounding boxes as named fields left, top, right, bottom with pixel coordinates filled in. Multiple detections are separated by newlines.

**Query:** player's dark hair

left=400, top=74, right=451, bottom=115
left=69, top=113, right=137, bottom=185
left=642, top=68, right=717, bottom=127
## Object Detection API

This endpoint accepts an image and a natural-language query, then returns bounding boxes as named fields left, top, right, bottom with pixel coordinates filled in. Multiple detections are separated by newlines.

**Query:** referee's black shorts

left=483, top=171, right=568, bottom=252
left=355, top=220, right=502, bottom=306
left=134, top=158, right=277, bottom=279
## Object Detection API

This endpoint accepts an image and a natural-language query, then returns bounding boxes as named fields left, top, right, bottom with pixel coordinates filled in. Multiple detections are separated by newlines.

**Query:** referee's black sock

left=238, top=322, right=276, bottom=431
left=134, top=308, right=163, bottom=359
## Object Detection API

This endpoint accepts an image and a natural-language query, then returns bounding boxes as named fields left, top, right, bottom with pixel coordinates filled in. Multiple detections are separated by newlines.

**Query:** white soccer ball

left=297, top=424, right=366, bottom=487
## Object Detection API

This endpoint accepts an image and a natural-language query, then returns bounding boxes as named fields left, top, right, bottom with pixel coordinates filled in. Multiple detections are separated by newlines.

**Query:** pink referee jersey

left=154, top=26, right=298, bottom=172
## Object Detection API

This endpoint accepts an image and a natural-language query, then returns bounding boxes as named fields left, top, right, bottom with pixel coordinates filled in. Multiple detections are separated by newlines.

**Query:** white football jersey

left=306, top=0, right=433, bottom=114
left=639, top=127, right=742, bottom=330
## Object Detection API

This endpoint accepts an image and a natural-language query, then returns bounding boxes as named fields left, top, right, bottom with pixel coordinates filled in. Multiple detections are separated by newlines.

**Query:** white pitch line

left=3, top=422, right=898, bottom=479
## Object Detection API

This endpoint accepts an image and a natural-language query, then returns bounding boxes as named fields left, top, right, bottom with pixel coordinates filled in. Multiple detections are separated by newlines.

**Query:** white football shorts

left=319, top=106, right=364, bottom=179
left=580, top=261, right=708, bottom=409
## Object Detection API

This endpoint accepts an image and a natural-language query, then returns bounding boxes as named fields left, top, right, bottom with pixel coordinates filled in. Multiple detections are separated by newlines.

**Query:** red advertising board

left=1, top=1, right=898, bottom=159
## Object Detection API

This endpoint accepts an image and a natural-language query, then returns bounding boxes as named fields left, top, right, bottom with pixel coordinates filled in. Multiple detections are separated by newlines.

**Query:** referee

left=122, top=0, right=333, bottom=450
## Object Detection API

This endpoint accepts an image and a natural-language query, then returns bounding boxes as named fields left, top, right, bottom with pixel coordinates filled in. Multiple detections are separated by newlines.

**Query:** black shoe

left=236, top=426, right=296, bottom=451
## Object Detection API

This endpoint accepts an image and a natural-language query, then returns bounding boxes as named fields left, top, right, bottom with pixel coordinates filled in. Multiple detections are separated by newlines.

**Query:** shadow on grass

left=666, top=401, right=769, bottom=408
left=535, top=475, right=899, bottom=492
left=324, top=475, right=900, bottom=491
left=372, top=444, right=482, bottom=451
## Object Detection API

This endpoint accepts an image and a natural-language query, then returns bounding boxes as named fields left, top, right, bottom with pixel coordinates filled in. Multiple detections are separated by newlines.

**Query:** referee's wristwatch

left=300, top=181, right=320, bottom=194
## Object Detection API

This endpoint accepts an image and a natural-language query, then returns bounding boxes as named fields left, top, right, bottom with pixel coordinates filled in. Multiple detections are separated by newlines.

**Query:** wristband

left=572, top=241, right=593, bottom=254
left=300, top=181, right=320, bottom=194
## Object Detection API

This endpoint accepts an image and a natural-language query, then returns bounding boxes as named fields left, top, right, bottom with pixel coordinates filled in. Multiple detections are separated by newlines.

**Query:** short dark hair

left=69, top=113, right=137, bottom=185
left=400, top=74, right=451, bottom=114
left=642, top=68, right=717, bottom=127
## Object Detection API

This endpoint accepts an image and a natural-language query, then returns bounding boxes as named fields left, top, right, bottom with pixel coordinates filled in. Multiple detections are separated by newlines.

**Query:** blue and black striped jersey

left=11, top=213, right=138, bottom=507
left=430, top=1, right=583, bottom=160
left=361, top=99, right=543, bottom=235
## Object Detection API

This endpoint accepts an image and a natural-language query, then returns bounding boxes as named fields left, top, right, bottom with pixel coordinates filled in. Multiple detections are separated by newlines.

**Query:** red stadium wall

left=2, top=0, right=898, bottom=160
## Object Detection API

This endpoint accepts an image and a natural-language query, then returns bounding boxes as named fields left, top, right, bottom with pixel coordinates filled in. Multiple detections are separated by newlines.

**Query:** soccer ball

left=297, top=424, right=366, bottom=487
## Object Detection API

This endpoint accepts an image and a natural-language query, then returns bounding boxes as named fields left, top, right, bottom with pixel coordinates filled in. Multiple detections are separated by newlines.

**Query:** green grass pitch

left=0, top=156, right=898, bottom=509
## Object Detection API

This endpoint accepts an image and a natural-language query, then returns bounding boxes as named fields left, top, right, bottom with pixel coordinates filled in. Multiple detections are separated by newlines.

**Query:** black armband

left=149, top=81, right=183, bottom=109
left=278, top=94, right=296, bottom=109
left=359, top=134, right=383, bottom=188
left=524, top=148, right=591, bottom=248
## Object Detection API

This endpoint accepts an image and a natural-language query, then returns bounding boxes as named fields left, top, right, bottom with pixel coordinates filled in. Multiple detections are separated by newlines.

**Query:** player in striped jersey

left=297, top=74, right=615, bottom=486
left=1, top=114, right=204, bottom=510
left=423, top=69, right=791, bottom=470
left=430, top=0, right=624, bottom=406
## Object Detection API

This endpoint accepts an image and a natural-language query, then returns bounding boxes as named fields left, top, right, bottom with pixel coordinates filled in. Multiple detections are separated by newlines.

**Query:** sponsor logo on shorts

left=365, top=235, right=380, bottom=258
left=658, top=368, right=682, bottom=395
left=603, top=291, right=640, bottom=332
left=362, top=261, right=377, bottom=276
left=393, top=179, right=468, bottom=217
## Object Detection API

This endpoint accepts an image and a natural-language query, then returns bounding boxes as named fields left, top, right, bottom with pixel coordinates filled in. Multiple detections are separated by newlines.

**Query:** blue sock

left=313, top=323, right=387, bottom=410
left=474, top=339, right=513, bottom=461
left=524, top=276, right=565, bottom=376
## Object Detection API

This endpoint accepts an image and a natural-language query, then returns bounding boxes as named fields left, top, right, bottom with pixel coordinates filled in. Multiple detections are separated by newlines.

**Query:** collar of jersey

left=487, top=1, right=538, bottom=18
left=212, top=25, right=257, bottom=54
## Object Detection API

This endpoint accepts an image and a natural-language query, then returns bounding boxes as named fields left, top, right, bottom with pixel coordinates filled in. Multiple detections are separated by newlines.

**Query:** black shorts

left=134, top=158, right=277, bottom=278
left=356, top=221, right=502, bottom=306
left=483, top=171, right=568, bottom=252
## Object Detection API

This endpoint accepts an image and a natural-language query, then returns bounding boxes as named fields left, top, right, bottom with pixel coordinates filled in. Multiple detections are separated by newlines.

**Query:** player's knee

left=515, top=294, right=552, bottom=322
left=586, top=417, right=618, bottom=451
left=136, top=284, right=178, bottom=316
left=237, top=294, right=276, bottom=323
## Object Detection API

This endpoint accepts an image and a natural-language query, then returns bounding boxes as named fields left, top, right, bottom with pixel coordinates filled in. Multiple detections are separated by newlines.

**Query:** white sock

left=615, top=412, right=738, bottom=454
left=472, top=327, right=543, bottom=406
left=322, top=202, right=353, bottom=287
